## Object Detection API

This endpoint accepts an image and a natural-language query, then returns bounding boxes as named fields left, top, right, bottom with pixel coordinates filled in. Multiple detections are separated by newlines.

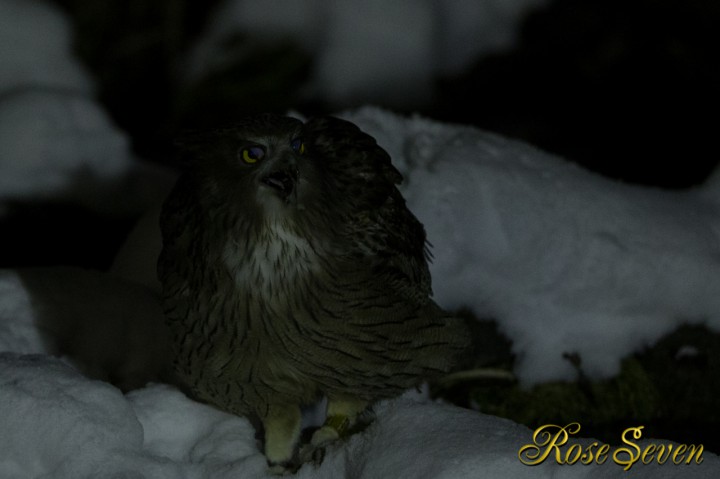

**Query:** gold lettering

left=565, top=444, right=582, bottom=465
left=518, top=423, right=704, bottom=469
left=672, top=444, right=687, bottom=465
left=518, top=423, right=579, bottom=466
left=685, top=444, right=703, bottom=465
left=595, top=444, right=610, bottom=465
left=613, top=426, right=643, bottom=471
left=655, top=444, right=670, bottom=464
left=641, top=444, right=656, bottom=464
left=580, top=442, right=599, bottom=465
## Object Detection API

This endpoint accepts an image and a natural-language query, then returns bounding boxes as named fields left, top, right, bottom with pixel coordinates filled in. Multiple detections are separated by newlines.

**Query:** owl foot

left=292, top=418, right=343, bottom=467
left=311, top=423, right=340, bottom=447
left=263, top=404, right=302, bottom=472
left=299, top=424, right=339, bottom=466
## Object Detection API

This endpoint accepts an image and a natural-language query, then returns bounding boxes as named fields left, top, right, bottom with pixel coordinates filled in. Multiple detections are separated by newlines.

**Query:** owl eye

left=240, top=146, right=265, bottom=164
left=290, top=138, right=305, bottom=155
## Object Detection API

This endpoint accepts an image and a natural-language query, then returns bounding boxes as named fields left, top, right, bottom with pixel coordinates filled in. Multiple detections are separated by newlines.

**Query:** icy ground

left=2, top=0, right=720, bottom=477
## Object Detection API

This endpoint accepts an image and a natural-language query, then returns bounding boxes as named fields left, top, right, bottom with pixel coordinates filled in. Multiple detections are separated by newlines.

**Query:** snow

left=339, top=107, right=720, bottom=384
left=0, top=0, right=173, bottom=216
left=0, top=0, right=92, bottom=94
left=185, top=0, right=549, bottom=107
left=0, top=353, right=145, bottom=478
left=0, top=90, right=131, bottom=198
left=1, top=343, right=718, bottom=478
left=0, top=270, right=43, bottom=354
left=1, top=347, right=715, bottom=479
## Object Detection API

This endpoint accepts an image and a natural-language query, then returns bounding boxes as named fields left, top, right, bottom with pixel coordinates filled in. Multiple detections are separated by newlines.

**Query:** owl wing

left=303, top=116, right=432, bottom=304
left=302, top=118, right=468, bottom=389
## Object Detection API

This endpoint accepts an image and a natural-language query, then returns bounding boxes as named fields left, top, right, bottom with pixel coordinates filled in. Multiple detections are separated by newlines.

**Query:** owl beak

left=261, top=167, right=298, bottom=200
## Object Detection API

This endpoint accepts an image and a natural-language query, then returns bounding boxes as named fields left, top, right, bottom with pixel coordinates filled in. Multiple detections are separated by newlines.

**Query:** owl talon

left=310, top=424, right=340, bottom=447
left=298, top=441, right=327, bottom=466
left=311, top=445, right=326, bottom=465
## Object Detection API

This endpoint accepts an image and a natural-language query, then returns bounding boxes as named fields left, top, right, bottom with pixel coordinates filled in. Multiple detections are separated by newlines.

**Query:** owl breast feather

left=222, top=220, right=322, bottom=298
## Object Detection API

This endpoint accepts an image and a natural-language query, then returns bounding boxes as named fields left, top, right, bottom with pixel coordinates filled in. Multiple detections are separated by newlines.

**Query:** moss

left=438, top=315, right=720, bottom=454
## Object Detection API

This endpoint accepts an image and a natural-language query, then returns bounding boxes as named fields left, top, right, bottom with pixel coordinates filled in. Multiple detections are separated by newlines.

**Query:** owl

left=158, top=114, right=469, bottom=472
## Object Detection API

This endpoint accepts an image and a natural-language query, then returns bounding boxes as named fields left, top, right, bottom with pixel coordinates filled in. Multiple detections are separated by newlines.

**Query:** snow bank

left=0, top=90, right=130, bottom=199
left=186, top=0, right=548, bottom=107
left=0, top=0, right=91, bottom=93
left=1, top=347, right=717, bottom=478
left=342, top=107, right=720, bottom=384
left=0, top=345, right=521, bottom=479
left=0, top=353, right=146, bottom=478
left=0, top=353, right=720, bottom=479
left=0, top=0, right=173, bottom=214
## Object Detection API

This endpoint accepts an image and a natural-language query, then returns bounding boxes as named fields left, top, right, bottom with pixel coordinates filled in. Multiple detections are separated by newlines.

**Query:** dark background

left=7, top=0, right=717, bottom=269
left=51, top=0, right=720, bottom=188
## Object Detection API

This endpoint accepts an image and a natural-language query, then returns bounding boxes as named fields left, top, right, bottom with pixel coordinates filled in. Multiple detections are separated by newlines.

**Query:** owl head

left=176, top=114, right=317, bottom=214
left=173, top=114, right=404, bottom=230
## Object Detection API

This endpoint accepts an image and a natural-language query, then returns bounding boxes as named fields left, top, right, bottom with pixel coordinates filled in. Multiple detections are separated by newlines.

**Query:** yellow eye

left=291, top=138, right=305, bottom=155
left=241, top=146, right=265, bottom=164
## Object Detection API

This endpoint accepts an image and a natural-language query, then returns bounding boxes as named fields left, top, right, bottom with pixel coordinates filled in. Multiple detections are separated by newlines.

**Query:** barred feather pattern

left=158, top=114, right=469, bottom=420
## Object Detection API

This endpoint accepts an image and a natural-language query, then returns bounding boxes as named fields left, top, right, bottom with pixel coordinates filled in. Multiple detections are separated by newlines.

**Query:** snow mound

left=0, top=0, right=175, bottom=213
left=0, top=346, right=526, bottom=478
left=0, top=91, right=131, bottom=199
left=0, top=0, right=92, bottom=93
left=0, top=353, right=144, bottom=478
left=341, top=107, right=720, bottom=384
left=1, top=347, right=717, bottom=478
